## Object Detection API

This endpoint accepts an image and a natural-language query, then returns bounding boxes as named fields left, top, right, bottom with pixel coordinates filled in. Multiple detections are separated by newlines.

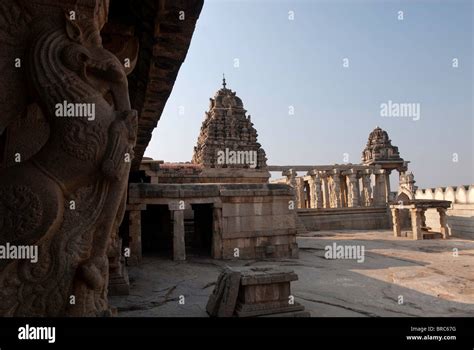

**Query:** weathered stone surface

left=206, top=268, right=241, bottom=317
left=0, top=0, right=139, bottom=316
left=233, top=266, right=307, bottom=317
left=206, top=266, right=307, bottom=317
left=0, top=0, right=203, bottom=316
left=112, top=231, right=474, bottom=317
left=298, top=207, right=390, bottom=231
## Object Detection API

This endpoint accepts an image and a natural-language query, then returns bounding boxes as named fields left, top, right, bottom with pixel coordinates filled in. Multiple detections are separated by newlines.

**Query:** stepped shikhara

left=192, top=78, right=267, bottom=169
left=362, top=126, right=404, bottom=166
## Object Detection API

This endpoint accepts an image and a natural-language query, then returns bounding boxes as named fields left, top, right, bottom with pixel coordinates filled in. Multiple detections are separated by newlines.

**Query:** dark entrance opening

left=0, top=128, right=7, bottom=168
left=141, top=205, right=172, bottom=257
left=187, top=204, right=213, bottom=257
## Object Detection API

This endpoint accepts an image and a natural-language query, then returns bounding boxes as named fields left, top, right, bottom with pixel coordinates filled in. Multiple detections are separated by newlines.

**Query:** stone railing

left=415, top=185, right=474, bottom=204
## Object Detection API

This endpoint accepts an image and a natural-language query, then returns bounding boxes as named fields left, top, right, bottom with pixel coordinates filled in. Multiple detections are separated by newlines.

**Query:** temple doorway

left=141, top=205, right=173, bottom=257
left=187, top=204, right=214, bottom=257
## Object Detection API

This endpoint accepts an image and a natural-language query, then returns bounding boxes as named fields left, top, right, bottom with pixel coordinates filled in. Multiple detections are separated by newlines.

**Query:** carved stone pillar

left=385, top=169, right=392, bottom=202
left=307, top=174, right=316, bottom=208
left=361, top=170, right=373, bottom=206
left=212, top=207, right=223, bottom=258
left=345, top=170, right=360, bottom=207
left=374, top=169, right=388, bottom=206
left=437, top=208, right=448, bottom=239
left=410, top=208, right=423, bottom=240
left=314, top=173, right=323, bottom=209
left=340, top=175, right=348, bottom=207
left=172, top=210, right=186, bottom=261
left=391, top=208, right=401, bottom=237
left=349, top=174, right=360, bottom=207
left=321, top=172, right=331, bottom=208
left=308, top=170, right=323, bottom=209
left=128, top=210, right=142, bottom=266
left=330, top=171, right=342, bottom=208
left=283, top=169, right=299, bottom=207
left=295, top=177, right=305, bottom=209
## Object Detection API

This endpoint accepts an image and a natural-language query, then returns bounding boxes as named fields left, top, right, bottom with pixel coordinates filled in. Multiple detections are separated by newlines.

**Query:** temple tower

left=362, top=126, right=411, bottom=203
left=192, top=77, right=267, bottom=170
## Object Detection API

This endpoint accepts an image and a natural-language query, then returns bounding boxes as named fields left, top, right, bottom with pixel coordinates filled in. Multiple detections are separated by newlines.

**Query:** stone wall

left=297, top=207, right=390, bottom=231
left=140, top=160, right=270, bottom=184
left=220, top=192, right=298, bottom=259
left=127, top=183, right=298, bottom=261
left=415, top=185, right=474, bottom=239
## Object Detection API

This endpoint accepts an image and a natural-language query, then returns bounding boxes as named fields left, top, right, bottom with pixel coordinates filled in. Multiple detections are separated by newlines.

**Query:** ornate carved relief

left=0, top=0, right=138, bottom=316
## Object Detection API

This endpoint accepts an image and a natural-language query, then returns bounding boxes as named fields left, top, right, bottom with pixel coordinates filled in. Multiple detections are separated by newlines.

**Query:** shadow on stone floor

left=110, top=243, right=474, bottom=317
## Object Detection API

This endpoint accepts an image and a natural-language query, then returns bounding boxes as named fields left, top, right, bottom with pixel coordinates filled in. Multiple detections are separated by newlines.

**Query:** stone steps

left=296, top=215, right=308, bottom=235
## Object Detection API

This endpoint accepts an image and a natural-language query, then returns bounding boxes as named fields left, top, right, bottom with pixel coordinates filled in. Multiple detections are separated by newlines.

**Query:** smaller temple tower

left=362, top=126, right=405, bottom=170
left=398, top=172, right=417, bottom=200
left=362, top=126, right=412, bottom=202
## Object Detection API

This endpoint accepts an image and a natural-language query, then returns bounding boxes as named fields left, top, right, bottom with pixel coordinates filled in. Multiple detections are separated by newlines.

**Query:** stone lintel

left=126, top=203, right=147, bottom=211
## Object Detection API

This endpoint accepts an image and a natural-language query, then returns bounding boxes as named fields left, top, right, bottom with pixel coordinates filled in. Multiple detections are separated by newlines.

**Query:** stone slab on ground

left=206, top=268, right=241, bottom=317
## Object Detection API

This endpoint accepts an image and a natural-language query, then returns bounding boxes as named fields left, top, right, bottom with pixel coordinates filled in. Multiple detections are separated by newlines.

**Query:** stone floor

left=109, top=230, right=474, bottom=317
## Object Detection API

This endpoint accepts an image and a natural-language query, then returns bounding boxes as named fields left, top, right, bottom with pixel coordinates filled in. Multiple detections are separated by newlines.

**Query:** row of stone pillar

left=127, top=204, right=224, bottom=265
left=284, top=167, right=392, bottom=209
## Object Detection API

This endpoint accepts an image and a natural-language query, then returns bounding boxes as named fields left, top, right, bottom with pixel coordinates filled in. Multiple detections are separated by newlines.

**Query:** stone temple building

left=270, top=126, right=413, bottom=232
left=0, top=0, right=472, bottom=319
left=123, top=79, right=299, bottom=275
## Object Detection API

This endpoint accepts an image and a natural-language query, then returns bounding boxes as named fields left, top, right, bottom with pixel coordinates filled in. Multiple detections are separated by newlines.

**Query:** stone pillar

left=391, top=208, right=401, bottom=237
left=361, top=170, right=373, bottom=206
left=212, top=207, right=223, bottom=258
left=307, top=174, right=316, bottom=208
left=410, top=208, right=423, bottom=240
left=295, top=177, right=305, bottom=209
left=330, top=171, right=342, bottom=208
left=128, top=210, right=142, bottom=266
left=437, top=208, right=448, bottom=239
left=340, top=175, right=348, bottom=207
left=420, top=210, right=427, bottom=228
left=374, top=169, right=387, bottom=206
left=385, top=169, right=392, bottom=202
left=283, top=169, right=299, bottom=208
left=346, top=171, right=360, bottom=207
left=314, top=173, right=323, bottom=208
left=172, top=210, right=186, bottom=261
left=321, top=172, right=331, bottom=208
left=308, top=170, right=323, bottom=209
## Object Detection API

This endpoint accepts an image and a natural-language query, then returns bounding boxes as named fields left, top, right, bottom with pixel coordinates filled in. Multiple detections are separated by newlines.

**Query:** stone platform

left=206, top=266, right=309, bottom=317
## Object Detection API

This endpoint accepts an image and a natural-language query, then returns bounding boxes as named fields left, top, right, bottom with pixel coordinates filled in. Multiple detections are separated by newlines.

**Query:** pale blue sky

left=145, top=0, right=473, bottom=189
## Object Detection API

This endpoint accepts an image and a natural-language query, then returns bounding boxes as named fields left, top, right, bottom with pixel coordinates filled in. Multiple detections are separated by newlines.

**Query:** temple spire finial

left=222, top=73, right=227, bottom=89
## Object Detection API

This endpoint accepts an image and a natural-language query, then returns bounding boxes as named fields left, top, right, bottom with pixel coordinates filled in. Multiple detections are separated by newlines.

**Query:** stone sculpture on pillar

left=361, top=170, right=373, bottom=207
left=0, top=0, right=138, bottom=316
left=308, top=170, right=323, bottom=209
left=329, top=172, right=342, bottom=208
left=320, top=171, right=331, bottom=208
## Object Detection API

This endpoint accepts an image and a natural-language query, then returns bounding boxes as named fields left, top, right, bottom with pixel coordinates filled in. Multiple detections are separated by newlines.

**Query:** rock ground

left=109, top=230, right=474, bottom=317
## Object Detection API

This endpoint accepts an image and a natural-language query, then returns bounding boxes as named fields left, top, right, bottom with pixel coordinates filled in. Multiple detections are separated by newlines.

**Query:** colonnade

left=281, top=166, right=393, bottom=209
